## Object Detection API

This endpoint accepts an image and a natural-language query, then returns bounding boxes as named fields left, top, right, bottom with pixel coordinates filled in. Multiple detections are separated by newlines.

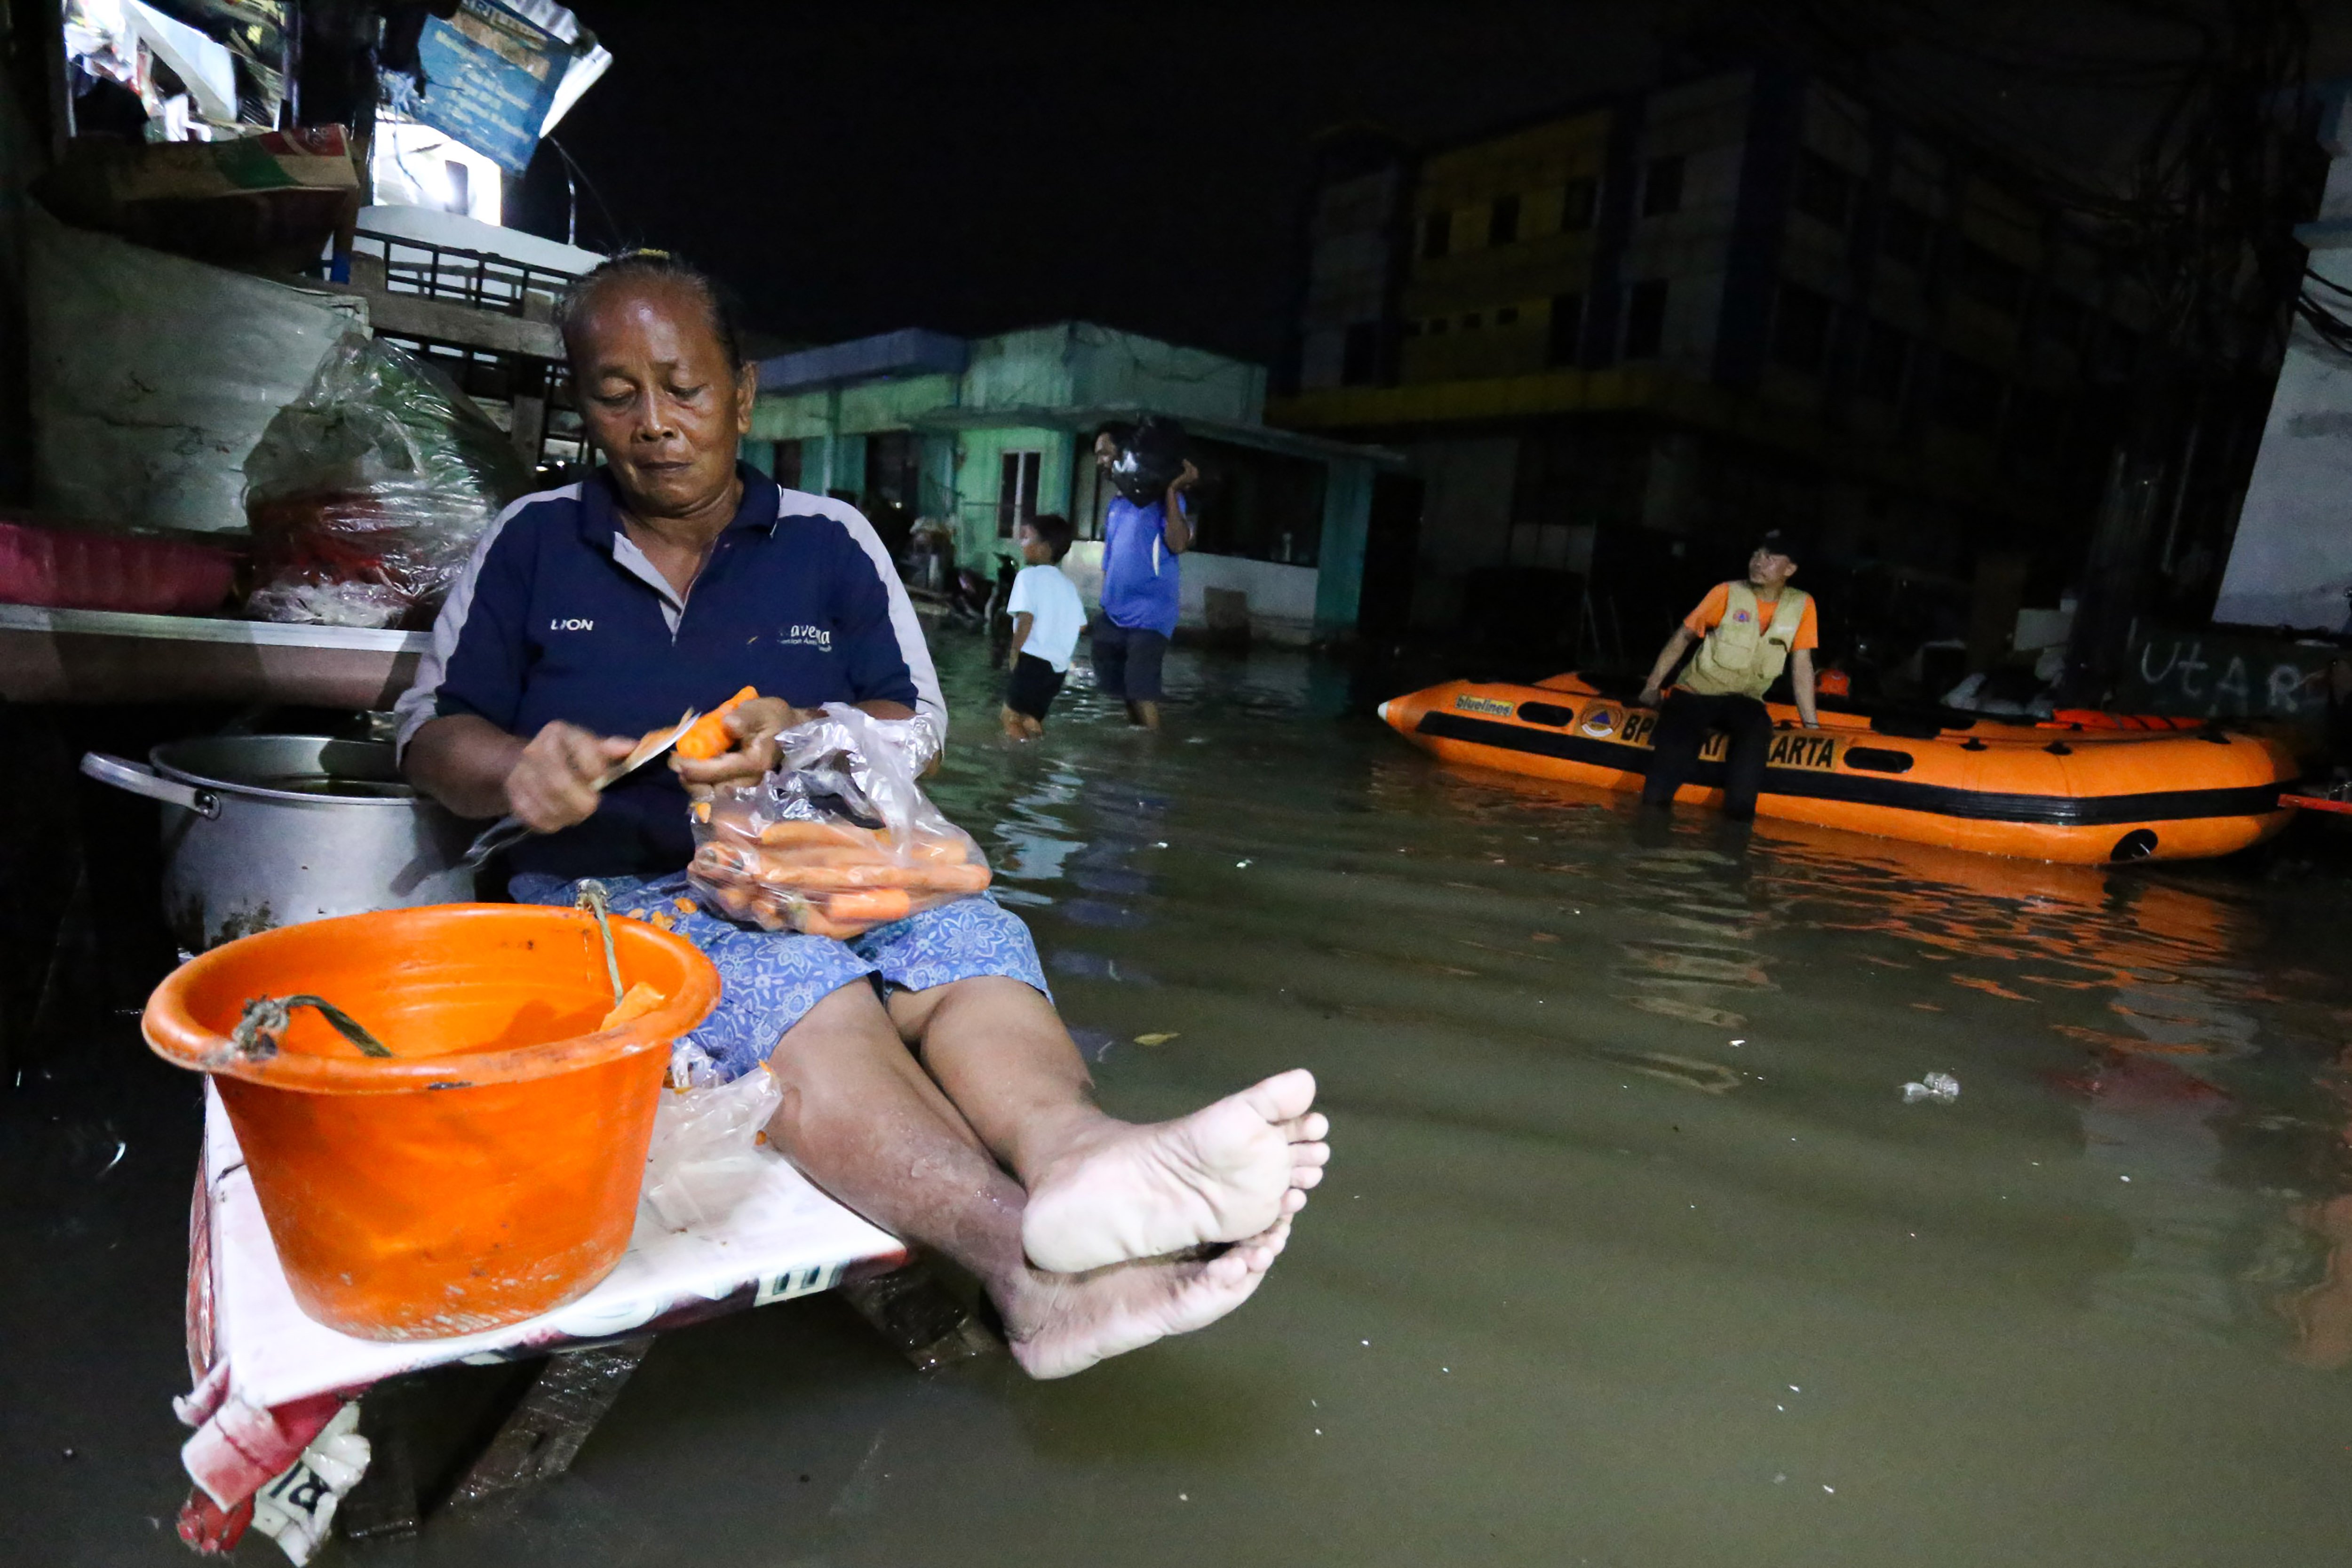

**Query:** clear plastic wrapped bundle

left=242, top=332, right=531, bottom=628
left=689, top=705, right=988, bottom=939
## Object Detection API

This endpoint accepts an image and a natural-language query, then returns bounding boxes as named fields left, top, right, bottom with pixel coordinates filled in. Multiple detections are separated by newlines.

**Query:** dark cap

left=1751, top=529, right=1798, bottom=561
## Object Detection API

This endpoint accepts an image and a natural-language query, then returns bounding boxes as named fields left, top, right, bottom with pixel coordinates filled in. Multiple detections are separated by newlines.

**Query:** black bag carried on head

left=1108, top=415, right=1187, bottom=505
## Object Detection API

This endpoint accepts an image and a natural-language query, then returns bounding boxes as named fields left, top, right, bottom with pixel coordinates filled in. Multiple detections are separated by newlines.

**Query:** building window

left=1489, top=193, right=1521, bottom=245
left=1856, top=321, right=1910, bottom=403
left=1641, top=155, right=1684, bottom=216
left=1421, top=209, right=1452, bottom=259
left=1463, top=312, right=1483, bottom=331
left=1791, top=149, right=1855, bottom=230
left=1341, top=321, right=1380, bottom=385
left=1770, top=282, right=1836, bottom=374
left=1496, top=304, right=1520, bottom=326
left=1881, top=200, right=1936, bottom=269
left=1560, top=176, right=1598, bottom=231
left=997, top=449, right=1042, bottom=537
left=1547, top=293, right=1584, bottom=365
left=1623, top=279, right=1669, bottom=358
left=1935, top=355, right=2003, bottom=434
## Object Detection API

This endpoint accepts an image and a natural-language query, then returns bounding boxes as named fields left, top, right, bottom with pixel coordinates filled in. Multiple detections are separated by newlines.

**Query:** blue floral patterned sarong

left=511, top=871, right=1050, bottom=1081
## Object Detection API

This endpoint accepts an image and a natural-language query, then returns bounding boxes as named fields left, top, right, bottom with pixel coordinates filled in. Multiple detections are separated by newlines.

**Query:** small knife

left=460, top=709, right=701, bottom=870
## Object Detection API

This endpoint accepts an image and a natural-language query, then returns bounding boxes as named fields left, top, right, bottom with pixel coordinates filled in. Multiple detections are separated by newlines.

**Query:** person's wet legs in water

left=1637, top=531, right=1822, bottom=822
left=1091, top=421, right=1193, bottom=731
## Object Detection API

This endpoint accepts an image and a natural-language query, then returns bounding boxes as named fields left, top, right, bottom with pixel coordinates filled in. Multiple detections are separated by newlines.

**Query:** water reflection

left=891, top=635, right=2352, bottom=1562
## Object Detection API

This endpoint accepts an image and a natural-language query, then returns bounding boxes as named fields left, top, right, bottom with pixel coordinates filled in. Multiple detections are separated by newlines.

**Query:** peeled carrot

left=599, top=981, right=667, bottom=1031
left=673, top=686, right=761, bottom=760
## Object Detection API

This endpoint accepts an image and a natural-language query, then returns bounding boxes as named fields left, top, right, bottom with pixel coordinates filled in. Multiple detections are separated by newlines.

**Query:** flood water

left=12, top=631, right=2352, bottom=1566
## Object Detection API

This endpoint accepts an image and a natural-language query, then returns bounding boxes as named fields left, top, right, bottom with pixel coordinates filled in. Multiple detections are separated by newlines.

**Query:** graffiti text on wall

left=2124, top=634, right=2330, bottom=720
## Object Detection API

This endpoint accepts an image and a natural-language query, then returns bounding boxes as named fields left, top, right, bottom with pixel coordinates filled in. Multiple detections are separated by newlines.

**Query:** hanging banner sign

left=413, top=0, right=567, bottom=175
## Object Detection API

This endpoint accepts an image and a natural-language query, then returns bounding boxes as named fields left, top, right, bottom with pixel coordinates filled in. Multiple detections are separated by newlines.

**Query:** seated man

left=1636, top=531, right=1821, bottom=823
left=397, top=251, right=1327, bottom=1378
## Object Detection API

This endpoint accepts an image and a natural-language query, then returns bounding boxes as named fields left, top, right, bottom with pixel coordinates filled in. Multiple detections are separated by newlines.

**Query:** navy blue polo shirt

left=396, top=465, right=941, bottom=882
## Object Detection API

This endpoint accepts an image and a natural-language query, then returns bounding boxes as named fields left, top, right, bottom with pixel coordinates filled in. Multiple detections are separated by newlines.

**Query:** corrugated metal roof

left=905, top=403, right=1405, bottom=469
left=755, top=329, right=969, bottom=394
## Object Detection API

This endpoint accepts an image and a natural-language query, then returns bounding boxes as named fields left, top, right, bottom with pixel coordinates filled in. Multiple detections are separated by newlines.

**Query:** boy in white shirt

left=1000, top=513, right=1085, bottom=740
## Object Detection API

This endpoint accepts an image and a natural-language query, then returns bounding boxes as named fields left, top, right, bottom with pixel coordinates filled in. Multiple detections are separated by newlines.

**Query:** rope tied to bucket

left=222, top=994, right=395, bottom=1066
left=574, top=880, right=626, bottom=1009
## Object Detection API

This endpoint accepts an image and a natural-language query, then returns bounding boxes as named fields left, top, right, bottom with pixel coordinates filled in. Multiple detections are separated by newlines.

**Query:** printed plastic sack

left=241, top=332, right=531, bottom=628
left=641, top=1042, right=783, bottom=1231
left=688, top=704, right=988, bottom=939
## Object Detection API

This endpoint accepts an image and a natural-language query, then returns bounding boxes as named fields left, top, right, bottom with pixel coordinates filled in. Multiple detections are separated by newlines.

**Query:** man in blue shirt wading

left=1090, top=418, right=1196, bottom=731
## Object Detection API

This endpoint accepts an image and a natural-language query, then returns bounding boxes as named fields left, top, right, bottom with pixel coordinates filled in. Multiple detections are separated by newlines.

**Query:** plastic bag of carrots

left=687, top=703, right=988, bottom=939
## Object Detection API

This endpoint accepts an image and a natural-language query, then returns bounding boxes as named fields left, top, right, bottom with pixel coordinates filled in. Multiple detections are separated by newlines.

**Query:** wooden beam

left=447, top=1337, right=654, bottom=1506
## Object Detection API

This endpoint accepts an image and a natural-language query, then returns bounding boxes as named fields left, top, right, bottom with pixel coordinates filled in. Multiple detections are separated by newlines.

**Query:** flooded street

left=14, top=632, right=2352, bottom=1566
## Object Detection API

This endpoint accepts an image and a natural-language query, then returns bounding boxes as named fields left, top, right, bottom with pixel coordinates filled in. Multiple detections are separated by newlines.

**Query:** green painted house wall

left=751, top=321, right=1388, bottom=636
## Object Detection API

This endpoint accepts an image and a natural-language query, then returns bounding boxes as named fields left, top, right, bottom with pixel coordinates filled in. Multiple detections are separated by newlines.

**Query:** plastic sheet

left=27, top=204, right=363, bottom=537
left=641, top=1042, right=783, bottom=1231
left=687, top=704, right=985, bottom=939
left=242, top=334, right=531, bottom=629
left=1901, top=1072, right=1961, bottom=1104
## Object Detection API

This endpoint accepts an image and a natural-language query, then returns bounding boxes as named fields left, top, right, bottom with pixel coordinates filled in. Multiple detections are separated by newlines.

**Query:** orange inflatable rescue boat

left=1379, top=673, right=2299, bottom=864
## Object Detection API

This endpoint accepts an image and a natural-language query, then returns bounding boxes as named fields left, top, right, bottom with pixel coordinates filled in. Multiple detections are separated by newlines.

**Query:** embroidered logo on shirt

left=779, top=625, right=833, bottom=651
left=1733, top=610, right=1751, bottom=623
left=548, top=618, right=594, bottom=631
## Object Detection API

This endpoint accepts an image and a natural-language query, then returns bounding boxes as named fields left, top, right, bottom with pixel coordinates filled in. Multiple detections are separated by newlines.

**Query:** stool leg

left=449, top=1336, right=654, bottom=1506
left=836, top=1257, right=1002, bottom=1371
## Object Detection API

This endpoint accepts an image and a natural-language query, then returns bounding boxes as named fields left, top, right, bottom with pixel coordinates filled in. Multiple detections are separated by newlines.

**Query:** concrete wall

left=1058, top=540, right=1321, bottom=645
left=2214, top=96, right=2352, bottom=632
left=1399, top=108, right=1613, bottom=385
left=1404, top=436, right=1518, bottom=627
left=1299, top=165, right=1405, bottom=390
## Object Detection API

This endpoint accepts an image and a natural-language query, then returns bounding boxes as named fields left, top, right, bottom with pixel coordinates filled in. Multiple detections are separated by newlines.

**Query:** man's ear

left=732, top=362, right=760, bottom=435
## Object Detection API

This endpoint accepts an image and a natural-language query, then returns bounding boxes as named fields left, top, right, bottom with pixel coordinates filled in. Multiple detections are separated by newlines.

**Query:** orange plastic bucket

left=143, top=903, right=721, bottom=1341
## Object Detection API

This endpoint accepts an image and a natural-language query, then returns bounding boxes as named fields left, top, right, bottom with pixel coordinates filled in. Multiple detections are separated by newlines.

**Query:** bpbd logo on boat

left=1580, top=703, right=1622, bottom=738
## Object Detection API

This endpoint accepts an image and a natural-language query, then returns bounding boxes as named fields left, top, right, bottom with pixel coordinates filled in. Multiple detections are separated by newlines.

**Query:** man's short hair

left=556, top=248, right=747, bottom=372
left=1095, top=421, right=1138, bottom=450
left=1026, top=512, right=1075, bottom=562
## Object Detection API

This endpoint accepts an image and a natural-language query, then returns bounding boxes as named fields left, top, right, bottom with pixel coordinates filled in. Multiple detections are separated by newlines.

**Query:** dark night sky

left=518, top=2, right=1677, bottom=360
left=516, top=2, right=2352, bottom=366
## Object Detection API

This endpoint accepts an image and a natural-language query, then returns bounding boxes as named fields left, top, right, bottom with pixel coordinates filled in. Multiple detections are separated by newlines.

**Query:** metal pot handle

left=79, top=752, right=222, bottom=819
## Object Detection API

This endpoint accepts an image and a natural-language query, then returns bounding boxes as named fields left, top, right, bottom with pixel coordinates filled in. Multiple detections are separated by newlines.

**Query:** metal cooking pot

left=80, top=735, right=475, bottom=951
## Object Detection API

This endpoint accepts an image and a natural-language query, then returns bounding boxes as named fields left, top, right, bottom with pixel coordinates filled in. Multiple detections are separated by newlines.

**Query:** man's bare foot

left=1005, top=1216, right=1292, bottom=1379
left=1021, top=1068, right=1328, bottom=1274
